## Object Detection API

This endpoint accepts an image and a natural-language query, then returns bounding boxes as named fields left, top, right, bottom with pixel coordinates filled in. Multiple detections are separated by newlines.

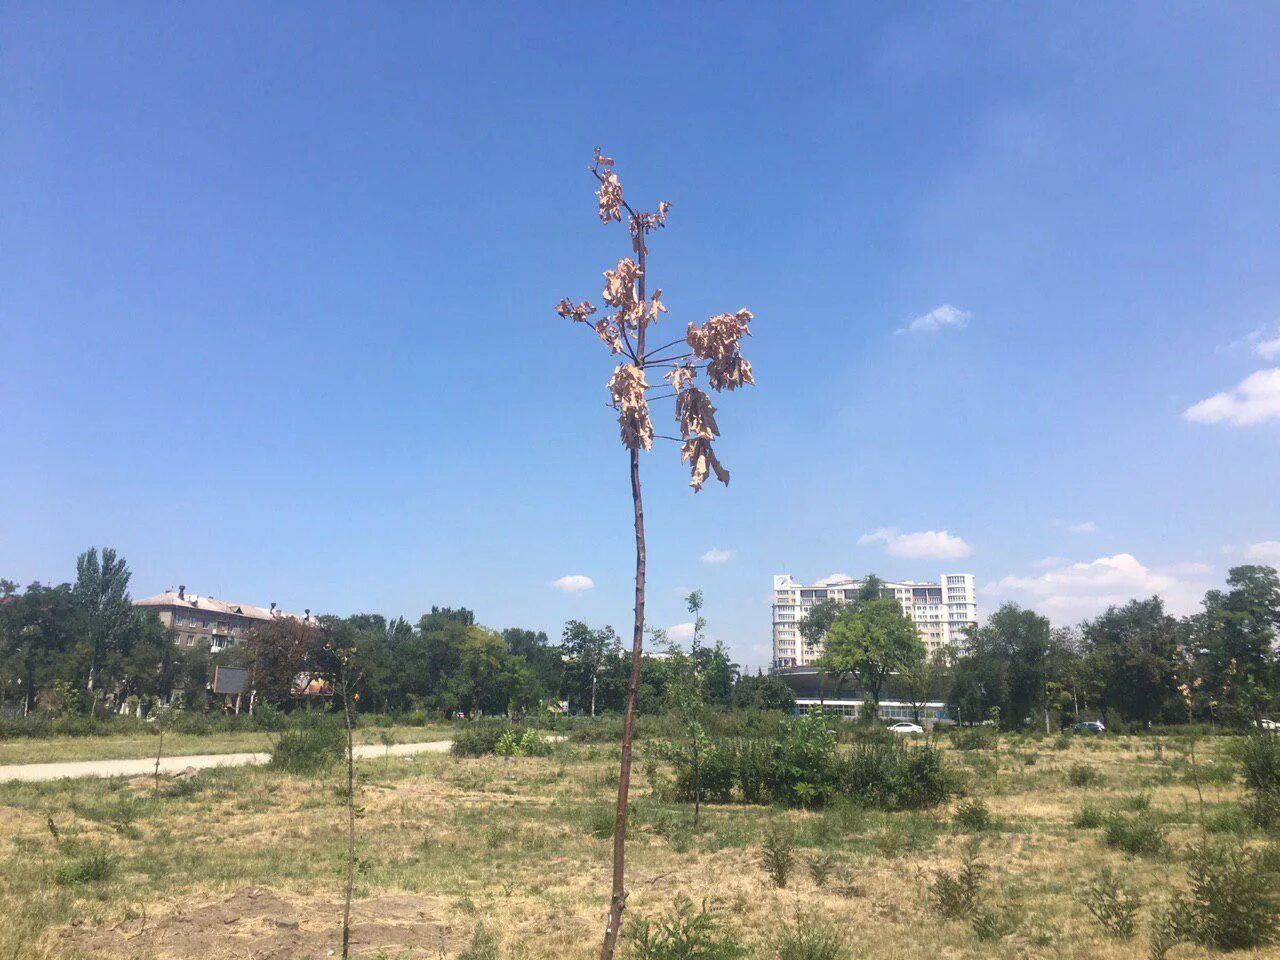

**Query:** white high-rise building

left=771, top=573, right=977, bottom=668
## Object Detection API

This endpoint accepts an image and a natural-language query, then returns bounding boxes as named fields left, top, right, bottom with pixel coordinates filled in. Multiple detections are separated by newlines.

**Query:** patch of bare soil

left=63, top=886, right=458, bottom=960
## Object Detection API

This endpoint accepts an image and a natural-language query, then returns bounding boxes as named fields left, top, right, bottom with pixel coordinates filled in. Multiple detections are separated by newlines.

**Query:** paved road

left=0, top=740, right=454, bottom=783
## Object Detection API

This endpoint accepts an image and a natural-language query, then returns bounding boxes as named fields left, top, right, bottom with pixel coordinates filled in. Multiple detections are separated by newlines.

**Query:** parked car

left=1072, top=720, right=1106, bottom=734
left=1259, top=718, right=1280, bottom=731
left=887, top=721, right=924, bottom=734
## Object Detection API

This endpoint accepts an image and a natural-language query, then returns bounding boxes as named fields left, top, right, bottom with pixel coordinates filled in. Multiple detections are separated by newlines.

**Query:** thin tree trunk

left=341, top=677, right=357, bottom=960
left=600, top=228, right=648, bottom=960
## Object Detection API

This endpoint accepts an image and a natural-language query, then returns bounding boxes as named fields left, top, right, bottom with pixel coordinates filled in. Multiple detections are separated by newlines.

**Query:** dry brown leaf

left=675, top=386, right=720, bottom=440
left=607, top=364, right=654, bottom=451
left=680, top=437, right=730, bottom=491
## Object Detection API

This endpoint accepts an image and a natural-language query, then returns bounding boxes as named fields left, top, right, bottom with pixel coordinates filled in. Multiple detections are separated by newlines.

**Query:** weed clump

left=931, top=842, right=986, bottom=920
left=953, top=797, right=992, bottom=832
left=270, top=713, right=344, bottom=775
left=1067, top=763, right=1102, bottom=787
left=761, top=822, right=796, bottom=888
left=774, top=917, right=847, bottom=960
left=54, top=850, right=115, bottom=886
left=628, top=897, right=746, bottom=960
left=1077, top=869, right=1139, bottom=940
left=1103, top=812, right=1167, bottom=857
left=1072, top=804, right=1105, bottom=829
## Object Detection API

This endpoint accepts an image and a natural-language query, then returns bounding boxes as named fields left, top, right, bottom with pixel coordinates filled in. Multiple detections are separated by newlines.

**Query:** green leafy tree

left=72, top=547, right=133, bottom=693
left=1187, top=565, right=1280, bottom=723
left=1081, top=598, right=1180, bottom=725
left=820, top=597, right=924, bottom=721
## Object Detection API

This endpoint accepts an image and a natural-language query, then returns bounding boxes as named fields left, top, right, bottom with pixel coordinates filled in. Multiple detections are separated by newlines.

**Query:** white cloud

left=700, top=547, right=734, bottom=564
left=1229, top=321, right=1280, bottom=360
left=858, top=527, right=972, bottom=559
left=1067, top=521, right=1098, bottom=534
left=1184, top=368, right=1280, bottom=426
left=896, top=303, right=970, bottom=335
left=1245, top=541, right=1280, bottom=562
left=988, top=553, right=1209, bottom=623
left=550, top=574, right=594, bottom=593
left=665, top=622, right=696, bottom=642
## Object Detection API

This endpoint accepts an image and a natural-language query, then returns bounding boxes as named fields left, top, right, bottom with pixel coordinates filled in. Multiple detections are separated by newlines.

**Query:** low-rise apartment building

left=134, top=585, right=316, bottom=653
left=771, top=572, right=977, bottom=668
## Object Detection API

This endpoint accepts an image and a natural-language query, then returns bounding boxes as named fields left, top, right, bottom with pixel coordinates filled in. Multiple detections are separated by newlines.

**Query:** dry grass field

left=0, top=728, right=1273, bottom=960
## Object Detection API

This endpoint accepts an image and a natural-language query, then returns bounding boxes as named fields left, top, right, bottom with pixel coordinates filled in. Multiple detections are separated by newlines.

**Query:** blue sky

left=3, top=3, right=1279, bottom=669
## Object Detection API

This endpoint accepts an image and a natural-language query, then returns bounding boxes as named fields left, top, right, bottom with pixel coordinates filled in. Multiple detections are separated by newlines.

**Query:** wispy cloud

left=1184, top=368, right=1280, bottom=426
left=549, top=574, right=594, bottom=593
left=1245, top=541, right=1280, bottom=562
left=1227, top=321, right=1280, bottom=360
left=858, top=527, right=972, bottom=559
left=896, top=303, right=970, bottom=335
left=988, top=553, right=1210, bottom=623
left=665, top=622, right=696, bottom=642
left=1067, top=520, right=1097, bottom=534
left=700, top=547, right=734, bottom=564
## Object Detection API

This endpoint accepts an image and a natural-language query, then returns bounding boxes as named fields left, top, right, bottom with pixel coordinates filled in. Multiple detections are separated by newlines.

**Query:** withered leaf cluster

left=556, top=150, right=755, bottom=490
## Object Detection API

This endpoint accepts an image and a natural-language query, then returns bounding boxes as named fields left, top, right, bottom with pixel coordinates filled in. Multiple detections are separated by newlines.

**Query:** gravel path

left=0, top=740, right=454, bottom=783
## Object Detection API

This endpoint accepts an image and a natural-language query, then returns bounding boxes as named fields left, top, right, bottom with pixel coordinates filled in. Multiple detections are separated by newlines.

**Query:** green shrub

left=1072, top=804, right=1105, bottom=829
left=450, top=722, right=513, bottom=758
left=807, top=851, right=837, bottom=887
left=54, top=851, right=116, bottom=885
left=627, top=897, right=747, bottom=960
left=1238, top=735, right=1280, bottom=829
left=774, top=918, right=847, bottom=960
left=949, top=727, right=998, bottom=751
left=270, top=713, right=345, bottom=775
left=493, top=729, right=552, bottom=757
left=970, top=905, right=1018, bottom=942
left=931, top=842, right=986, bottom=919
left=1175, top=842, right=1280, bottom=950
left=458, top=924, right=501, bottom=960
left=1067, top=763, right=1101, bottom=787
left=1077, top=869, right=1139, bottom=940
left=844, top=742, right=954, bottom=810
left=761, top=822, right=796, bottom=888
left=1117, top=792, right=1151, bottom=812
left=1051, top=733, right=1072, bottom=750
left=1103, top=813, right=1166, bottom=857
left=953, top=797, right=992, bottom=832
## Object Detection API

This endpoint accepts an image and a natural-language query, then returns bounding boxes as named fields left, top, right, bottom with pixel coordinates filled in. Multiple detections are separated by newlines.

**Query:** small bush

left=931, top=842, right=986, bottom=920
left=54, top=851, right=116, bottom=886
left=1051, top=733, right=1072, bottom=750
left=493, top=729, right=552, bottom=757
left=950, top=727, right=998, bottom=751
left=761, top=822, right=795, bottom=888
left=1067, top=763, right=1101, bottom=787
left=270, top=713, right=345, bottom=775
left=1072, top=804, right=1105, bottom=829
left=1117, top=792, right=1151, bottom=812
left=1103, top=813, right=1166, bottom=857
left=458, top=924, right=500, bottom=960
left=970, top=904, right=1018, bottom=942
left=450, top=722, right=513, bottom=758
left=953, top=798, right=992, bottom=832
left=807, top=851, right=837, bottom=887
left=1078, top=869, right=1139, bottom=940
left=1178, top=842, right=1280, bottom=950
left=587, top=804, right=620, bottom=840
left=628, top=897, right=747, bottom=960
left=774, top=918, right=847, bottom=960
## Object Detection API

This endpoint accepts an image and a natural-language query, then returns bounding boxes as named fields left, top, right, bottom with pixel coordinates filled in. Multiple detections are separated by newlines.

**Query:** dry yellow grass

left=0, top=730, right=1271, bottom=960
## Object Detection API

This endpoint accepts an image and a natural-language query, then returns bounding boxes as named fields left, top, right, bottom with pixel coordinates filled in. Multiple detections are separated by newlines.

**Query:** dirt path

left=0, top=740, right=453, bottom=783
